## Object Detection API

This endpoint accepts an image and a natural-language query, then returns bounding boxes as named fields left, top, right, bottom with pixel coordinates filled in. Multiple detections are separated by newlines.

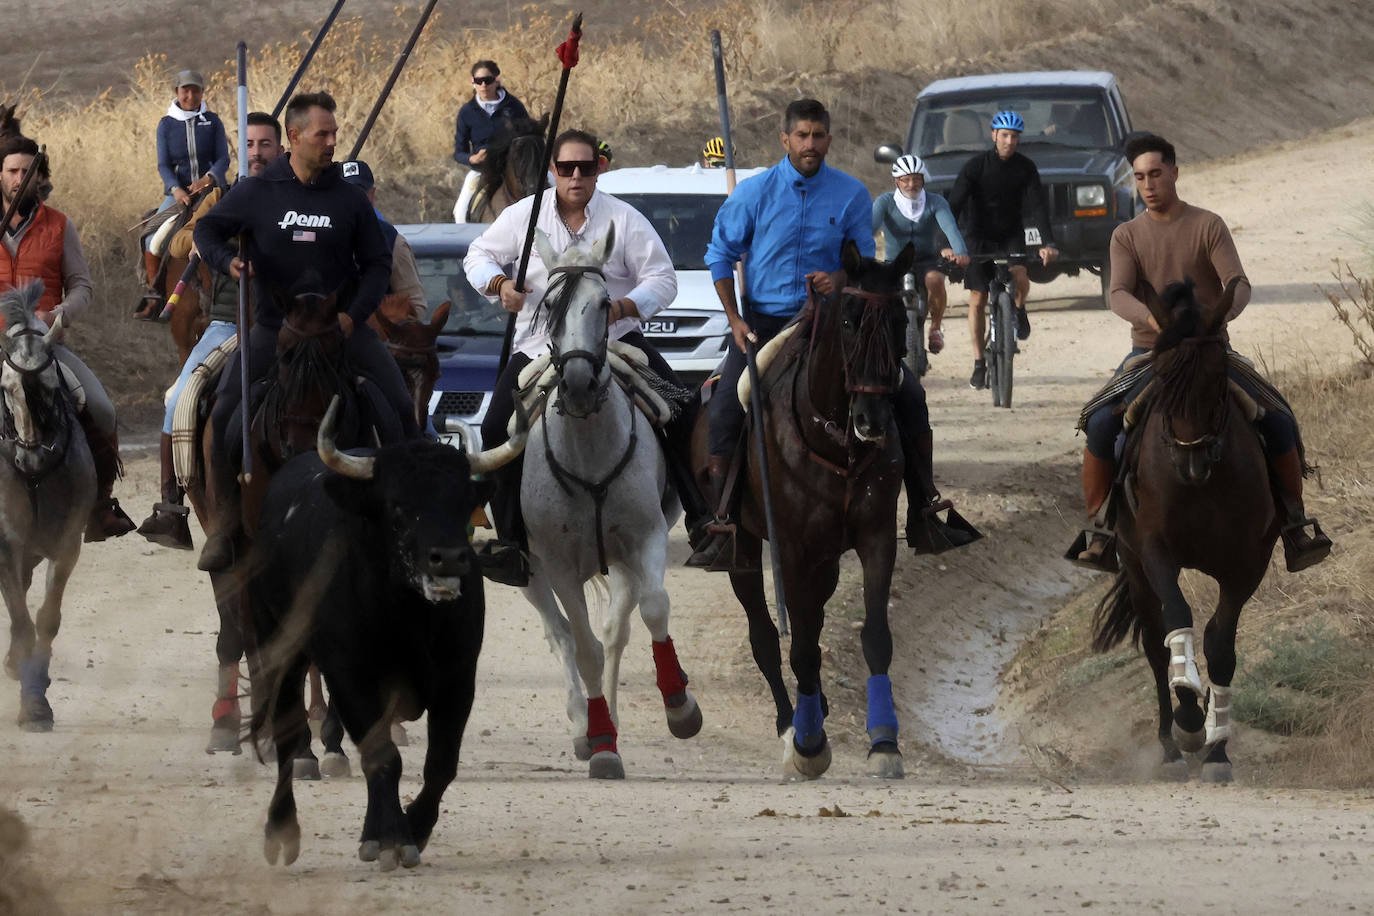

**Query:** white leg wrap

left=1205, top=685, right=1232, bottom=745
left=1165, top=628, right=1203, bottom=694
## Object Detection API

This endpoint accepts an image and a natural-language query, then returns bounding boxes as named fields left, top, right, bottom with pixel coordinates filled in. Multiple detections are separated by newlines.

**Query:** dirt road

left=2, top=121, right=1372, bottom=913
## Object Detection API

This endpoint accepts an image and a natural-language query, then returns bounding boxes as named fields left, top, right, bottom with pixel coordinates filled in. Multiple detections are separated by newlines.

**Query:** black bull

left=247, top=399, right=522, bottom=870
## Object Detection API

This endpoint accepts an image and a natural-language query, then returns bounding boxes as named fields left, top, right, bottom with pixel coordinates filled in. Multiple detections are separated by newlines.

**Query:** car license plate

left=641, top=319, right=677, bottom=335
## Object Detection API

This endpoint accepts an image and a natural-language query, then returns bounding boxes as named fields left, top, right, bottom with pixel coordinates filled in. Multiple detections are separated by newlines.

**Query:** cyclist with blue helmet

left=872, top=154, right=970, bottom=357
left=946, top=109, right=1059, bottom=389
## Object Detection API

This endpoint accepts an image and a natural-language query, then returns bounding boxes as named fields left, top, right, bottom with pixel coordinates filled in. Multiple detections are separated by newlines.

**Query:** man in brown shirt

left=1075, top=133, right=1329, bottom=572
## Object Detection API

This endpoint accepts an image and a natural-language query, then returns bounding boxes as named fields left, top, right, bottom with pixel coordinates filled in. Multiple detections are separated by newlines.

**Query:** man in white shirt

left=465, top=128, right=707, bottom=585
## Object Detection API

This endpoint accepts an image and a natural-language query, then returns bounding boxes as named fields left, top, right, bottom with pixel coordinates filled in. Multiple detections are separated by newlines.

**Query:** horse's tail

left=1090, top=570, right=1142, bottom=652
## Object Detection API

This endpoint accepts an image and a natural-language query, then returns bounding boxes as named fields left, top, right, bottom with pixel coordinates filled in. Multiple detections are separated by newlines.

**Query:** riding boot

left=475, top=458, right=531, bottom=587
left=1271, top=447, right=1332, bottom=572
left=137, top=432, right=194, bottom=550
left=1071, top=449, right=1118, bottom=571
left=134, top=251, right=163, bottom=320
left=685, top=454, right=736, bottom=569
left=657, top=428, right=712, bottom=550
left=197, top=452, right=240, bottom=572
left=78, top=411, right=136, bottom=542
left=903, top=429, right=979, bottom=554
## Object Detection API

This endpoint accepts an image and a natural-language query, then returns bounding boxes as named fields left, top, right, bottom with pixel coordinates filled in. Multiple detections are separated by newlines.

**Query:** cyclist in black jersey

left=946, top=110, right=1059, bottom=389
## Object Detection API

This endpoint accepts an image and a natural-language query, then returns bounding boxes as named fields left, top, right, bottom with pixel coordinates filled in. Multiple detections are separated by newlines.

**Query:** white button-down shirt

left=463, top=188, right=677, bottom=358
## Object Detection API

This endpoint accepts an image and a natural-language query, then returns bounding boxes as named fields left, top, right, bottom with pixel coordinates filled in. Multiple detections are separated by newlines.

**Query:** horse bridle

left=809, top=285, right=904, bottom=397
left=1, top=327, right=72, bottom=472
left=544, top=264, right=612, bottom=416
left=1159, top=335, right=1230, bottom=470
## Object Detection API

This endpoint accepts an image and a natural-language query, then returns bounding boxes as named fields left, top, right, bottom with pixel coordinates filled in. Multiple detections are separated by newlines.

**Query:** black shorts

left=910, top=254, right=943, bottom=282
left=963, top=235, right=1026, bottom=293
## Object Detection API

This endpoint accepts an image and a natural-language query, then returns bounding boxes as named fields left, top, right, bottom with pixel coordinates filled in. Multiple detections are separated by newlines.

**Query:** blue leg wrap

left=866, top=674, right=899, bottom=747
left=19, top=654, right=51, bottom=698
left=793, top=691, right=825, bottom=751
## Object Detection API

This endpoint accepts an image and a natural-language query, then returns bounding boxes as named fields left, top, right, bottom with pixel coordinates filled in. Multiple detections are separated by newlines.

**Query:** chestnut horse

left=1091, top=278, right=1273, bottom=783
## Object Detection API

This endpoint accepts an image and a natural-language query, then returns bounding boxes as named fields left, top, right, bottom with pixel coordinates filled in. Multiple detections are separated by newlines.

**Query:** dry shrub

left=1322, top=259, right=1374, bottom=369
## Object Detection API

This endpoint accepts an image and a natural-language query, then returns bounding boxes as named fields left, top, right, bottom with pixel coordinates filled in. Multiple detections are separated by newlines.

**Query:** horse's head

left=266, top=278, right=354, bottom=459
left=482, top=114, right=548, bottom=199
left=374, top=300, right=450, bottom=432
left=535, top=224, right=616, bottom=419
left=1149, top=277, right=1237, bottom=485
left=0, top=283, right=71, bottom=476
left=0, top=104, right=19, bottom=139
left=836, top=240, right=913, bottom=443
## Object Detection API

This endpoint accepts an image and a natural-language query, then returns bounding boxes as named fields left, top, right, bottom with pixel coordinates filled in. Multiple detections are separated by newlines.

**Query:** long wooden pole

left=711, top=29, right=788, bottom=636
left=273, top=0, right=348, bottom=119
left=344, top=0, right=440, bottom=161
left=235, top=41, right=253, bottom=484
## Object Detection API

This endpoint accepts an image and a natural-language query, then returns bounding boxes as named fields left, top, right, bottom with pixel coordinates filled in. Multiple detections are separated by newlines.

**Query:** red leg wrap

left=586, top=696, right=617, bottom=754
left=651, top=638, right=689, bottom=700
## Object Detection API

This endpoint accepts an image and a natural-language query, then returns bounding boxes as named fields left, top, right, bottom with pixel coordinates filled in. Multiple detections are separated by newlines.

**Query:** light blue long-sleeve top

left=871, top=190, right=968, bottom=259
left=705, top=157, right=874, bottom=318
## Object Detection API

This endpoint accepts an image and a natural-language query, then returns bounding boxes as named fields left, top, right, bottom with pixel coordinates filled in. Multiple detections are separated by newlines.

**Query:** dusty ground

left=2, top=123, right=1373, bottom=914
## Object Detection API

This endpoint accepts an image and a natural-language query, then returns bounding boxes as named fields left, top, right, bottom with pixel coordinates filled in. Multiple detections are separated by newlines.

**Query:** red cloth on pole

left=556, top=21, right=582, bottom=69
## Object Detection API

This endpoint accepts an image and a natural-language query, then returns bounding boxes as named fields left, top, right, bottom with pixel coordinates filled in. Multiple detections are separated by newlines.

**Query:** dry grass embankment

left=1007, top=262, right=1374, bottom=786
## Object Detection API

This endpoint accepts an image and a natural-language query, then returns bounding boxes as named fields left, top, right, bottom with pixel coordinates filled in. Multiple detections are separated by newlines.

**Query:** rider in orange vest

left=1, top=133, right=136, bottom=540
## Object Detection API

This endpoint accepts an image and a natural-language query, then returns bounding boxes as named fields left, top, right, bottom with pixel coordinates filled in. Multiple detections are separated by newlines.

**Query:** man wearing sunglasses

left=464, top=129, right=711, bottom=586
left=453, top=60, right=531, bottom=220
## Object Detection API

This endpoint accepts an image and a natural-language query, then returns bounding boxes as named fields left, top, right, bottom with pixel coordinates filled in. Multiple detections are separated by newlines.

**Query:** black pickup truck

left=876, top=70, right=1142, bottom=306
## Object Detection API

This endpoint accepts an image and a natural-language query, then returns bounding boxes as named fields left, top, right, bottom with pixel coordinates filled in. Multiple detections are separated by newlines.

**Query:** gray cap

left=176, top=70, right=205, bottom=89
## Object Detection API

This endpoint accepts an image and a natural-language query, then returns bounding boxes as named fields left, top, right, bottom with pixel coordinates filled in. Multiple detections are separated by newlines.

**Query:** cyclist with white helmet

left=872, top=154, right=970, bottom=356
left=946, top=109, right=1059, bottom=389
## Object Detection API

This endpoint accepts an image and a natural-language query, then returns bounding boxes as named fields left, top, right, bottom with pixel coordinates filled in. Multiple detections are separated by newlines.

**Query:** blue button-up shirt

left=706, top=157, right=874, bottom=318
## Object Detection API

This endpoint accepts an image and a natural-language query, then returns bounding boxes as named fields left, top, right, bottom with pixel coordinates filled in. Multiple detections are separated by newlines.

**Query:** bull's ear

left=841, top=240, right=863, bottom=278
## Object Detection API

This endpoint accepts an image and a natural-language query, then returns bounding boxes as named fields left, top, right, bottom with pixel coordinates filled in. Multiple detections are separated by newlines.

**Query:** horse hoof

left=1201, top=761, right=1233, bottom=784
left=359, top=840, right=380, bottom=862
left=265, top=826, right=300, bottom=866
left=401, top=845, right=421, bottom=868
left=256, top=738, right=277, bottom=763
left=292, top=756, right=322, bottom=781
left=391, top=722, right=409, bottom=747
left=1156, top=758, right=1190, bottom=782
left=379, top=847, right=399, bottom=872
left=3, top=651, right=16, bottom=681
left=781, top=727, right=832, bottom=781
left=206, top=725, right=242, bottom=755
left=573, top=735, right=593, bottom=761
left=867, top=744, right=905, bottom=779
left=588, top=750, right=625, bottom=780
left=666, top=694, right=703, bottom=739
left=18, top=715, right=53, bottom=733
left=320, top=752, right=351, bottom=778
left=1171, top=721, right=1206, bottom=754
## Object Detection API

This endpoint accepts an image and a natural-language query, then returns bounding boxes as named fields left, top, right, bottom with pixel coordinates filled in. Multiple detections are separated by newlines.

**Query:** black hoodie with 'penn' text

left=193, top=153, right=391, bottom=329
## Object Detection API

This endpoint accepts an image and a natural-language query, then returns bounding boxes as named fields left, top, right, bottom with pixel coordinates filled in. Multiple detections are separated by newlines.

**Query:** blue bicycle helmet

left=990, top=110, right=1025, bottom=132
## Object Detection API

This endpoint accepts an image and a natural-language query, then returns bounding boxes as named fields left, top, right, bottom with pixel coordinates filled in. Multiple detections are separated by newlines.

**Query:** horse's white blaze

left=1205, top=685, right=1232, bottom=745
left=1165, top=627, right=1203, bottom=695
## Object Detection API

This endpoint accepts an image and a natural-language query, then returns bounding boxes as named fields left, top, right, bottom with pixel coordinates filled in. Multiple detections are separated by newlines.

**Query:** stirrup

left=906, top=499, right=982, bottom=555
left=685, top=518, right=733, bottom=570
left=153, top=501, right=191, bottom=518
left=1281, top=517, right=1332, bottom=573
left=1065, top=526, right=1119, bottom=573
left=476, top=539, right=530, bottom=587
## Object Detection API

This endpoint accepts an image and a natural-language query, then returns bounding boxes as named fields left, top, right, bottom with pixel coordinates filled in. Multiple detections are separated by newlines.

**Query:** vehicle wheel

left=995, top=292, right=1016, bottom=408
left=904, top=307, right=926, bottom=377
left=1099, top=259, right=1111, bottom=309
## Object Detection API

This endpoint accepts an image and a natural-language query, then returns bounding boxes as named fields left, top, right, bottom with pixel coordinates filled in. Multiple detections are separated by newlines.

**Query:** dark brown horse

left=369, top=298, right=450, bottom=434
left=462, top=115, right=547, bottom=223
left=1091, top=278, right=1273, bottom=783
left=694, top=241, right=915, bottom=780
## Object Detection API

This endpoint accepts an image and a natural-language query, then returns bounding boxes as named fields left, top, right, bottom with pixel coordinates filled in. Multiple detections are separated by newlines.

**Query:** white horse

left=519, top=226, right=702, bottom=779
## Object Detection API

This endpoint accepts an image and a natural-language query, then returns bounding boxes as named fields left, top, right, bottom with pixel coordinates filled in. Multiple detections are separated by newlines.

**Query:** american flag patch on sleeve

left=292, top=230, right=317, bottom=242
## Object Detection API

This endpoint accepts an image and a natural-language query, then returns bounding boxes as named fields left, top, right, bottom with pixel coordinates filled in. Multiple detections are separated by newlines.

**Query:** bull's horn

left=468, top=397, right=530, bottom=475
left=42, top=311, right=66, bottom=345
left=317, top=395, right=375, bottom=480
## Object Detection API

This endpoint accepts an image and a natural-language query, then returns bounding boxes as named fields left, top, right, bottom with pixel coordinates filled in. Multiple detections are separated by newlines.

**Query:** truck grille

left=435, top=391, right=485, bottom=416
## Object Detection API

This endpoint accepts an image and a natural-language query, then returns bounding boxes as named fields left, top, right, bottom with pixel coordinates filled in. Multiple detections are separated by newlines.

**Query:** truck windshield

left=911, top=92, right=1116, bottom=156
left=413, top=254, right=510, bottom=337
left=613, top=193, right=725, bottom=270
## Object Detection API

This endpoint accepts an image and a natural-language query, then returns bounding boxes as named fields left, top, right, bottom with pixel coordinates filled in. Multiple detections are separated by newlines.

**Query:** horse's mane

left=1152, top=278, right=1225, bottom=426
left=535, top=259, right=600, bottom=338
left=1, top=280, right=43, bottom=331
left=479, top=115, right=547, bottom=188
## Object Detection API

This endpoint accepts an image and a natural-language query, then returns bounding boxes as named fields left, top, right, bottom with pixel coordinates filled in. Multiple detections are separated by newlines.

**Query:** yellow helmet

left=702, top=136, right=727, bottom=162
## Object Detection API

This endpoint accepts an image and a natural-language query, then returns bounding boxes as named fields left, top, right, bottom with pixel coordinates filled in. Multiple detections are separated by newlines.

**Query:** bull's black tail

left=1091, top=570, right=1142, bottom=652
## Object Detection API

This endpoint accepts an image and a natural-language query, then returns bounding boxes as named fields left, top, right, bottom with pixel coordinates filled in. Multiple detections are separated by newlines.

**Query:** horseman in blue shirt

left=696, top=99, right=975, bottom=563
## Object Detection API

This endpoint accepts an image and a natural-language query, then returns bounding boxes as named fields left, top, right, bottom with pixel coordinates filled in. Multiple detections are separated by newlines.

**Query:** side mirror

left=873, top=143, right=903, bottom=165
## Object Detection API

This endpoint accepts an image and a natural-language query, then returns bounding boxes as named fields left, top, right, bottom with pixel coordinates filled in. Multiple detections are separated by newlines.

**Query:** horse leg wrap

left=1165, top=628, right=1202, bottom=695
left=212, top=663, right=241, bottom=722
left=651, top=638, right=689, bottom=707
left=792, top=691, right=826, bottom=753
left=586, top=696, right=617, bottom=755
left=18, top=654, right=51, bottom=698
left=1205, top=685, right=1232, bottom=745
left=865, top=674, right=900, bottom=748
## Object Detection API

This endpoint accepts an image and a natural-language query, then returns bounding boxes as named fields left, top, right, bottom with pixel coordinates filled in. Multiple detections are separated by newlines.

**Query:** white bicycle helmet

left=891, top=154, right=930, bottom=180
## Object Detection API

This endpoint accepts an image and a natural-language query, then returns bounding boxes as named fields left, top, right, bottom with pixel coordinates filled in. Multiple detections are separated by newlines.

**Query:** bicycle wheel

left=994, top=290, right=1016, bottom=408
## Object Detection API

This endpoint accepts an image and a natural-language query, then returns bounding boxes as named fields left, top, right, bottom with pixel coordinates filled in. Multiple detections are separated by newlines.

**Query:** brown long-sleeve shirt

left=1108, top=202, right=1250, bottom=350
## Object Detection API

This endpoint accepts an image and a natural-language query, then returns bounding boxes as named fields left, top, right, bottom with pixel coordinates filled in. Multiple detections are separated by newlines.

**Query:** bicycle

left=971, top=251, right=1038, bottom=409
left=900, top=258, right=959, bottom=379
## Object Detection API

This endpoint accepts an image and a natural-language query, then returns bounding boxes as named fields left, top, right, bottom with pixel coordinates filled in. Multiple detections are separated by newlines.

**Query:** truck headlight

left=1075, top=185, right=1106, bottom=207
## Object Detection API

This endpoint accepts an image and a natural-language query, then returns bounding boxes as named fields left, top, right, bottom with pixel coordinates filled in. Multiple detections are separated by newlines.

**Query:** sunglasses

left=472, top=75, right=496, bottom=85
left=554, top=160, right=598, bottom=178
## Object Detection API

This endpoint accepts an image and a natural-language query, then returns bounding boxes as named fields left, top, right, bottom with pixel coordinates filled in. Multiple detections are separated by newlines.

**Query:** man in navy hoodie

left=192, top=90, right=415, bottom=571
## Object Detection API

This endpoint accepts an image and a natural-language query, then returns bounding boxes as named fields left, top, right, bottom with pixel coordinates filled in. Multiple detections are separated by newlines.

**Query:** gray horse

left=520, top=227, right=702, bottom=779
left=0, top=282, right=96, bottom=730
